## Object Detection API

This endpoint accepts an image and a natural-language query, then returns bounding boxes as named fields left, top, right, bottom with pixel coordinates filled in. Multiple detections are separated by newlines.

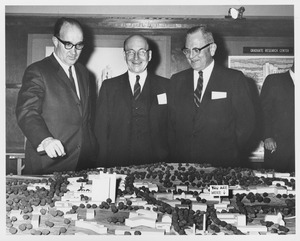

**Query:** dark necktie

left=194, top=71, right=203, bottom=107
left=133, top=75, right=141, bottom=100
left=68, top=66, right=76, bottom=92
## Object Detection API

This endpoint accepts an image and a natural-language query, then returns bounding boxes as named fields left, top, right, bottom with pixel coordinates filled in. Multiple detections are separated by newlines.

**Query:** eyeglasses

left=182, top=42, right=214, bottom=56
left=125, top=49, right=150, bottom=58
left=55, top=36, right=84, bottom=50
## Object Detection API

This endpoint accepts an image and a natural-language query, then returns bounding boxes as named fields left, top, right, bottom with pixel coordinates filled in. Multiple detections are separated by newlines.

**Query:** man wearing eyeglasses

left=94, top=34, right=169, bottom=167
left=16, top=17, right=97, bottom=174
left=168, top=25, right=255, bottom=168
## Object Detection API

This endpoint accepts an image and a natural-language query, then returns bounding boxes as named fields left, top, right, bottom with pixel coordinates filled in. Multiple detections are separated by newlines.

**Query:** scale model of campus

left=6, top=162, right=295, bottom=235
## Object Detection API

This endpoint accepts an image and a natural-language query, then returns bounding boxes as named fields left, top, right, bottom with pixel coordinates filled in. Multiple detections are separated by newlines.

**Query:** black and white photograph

left=2, top=1, right=298, bottom=239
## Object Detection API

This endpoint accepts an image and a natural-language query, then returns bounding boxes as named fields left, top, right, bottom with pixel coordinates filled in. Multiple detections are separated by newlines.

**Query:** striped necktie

left=68, top=66, right=77, bottom=92
left=133, top=75, right=141, bottom=100
left=194, top=71, right=203, bottom=107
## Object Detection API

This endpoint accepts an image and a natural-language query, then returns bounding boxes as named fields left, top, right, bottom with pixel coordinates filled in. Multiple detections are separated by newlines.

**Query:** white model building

left=133, top=182, right=158, bottom=192
left=176, top=185, right=188, bottom=192
left=214, top=203, right=228, bottom=212
left=217, top=213, right=246, bottom=226
left=237, top=225, right=268, bottom=234
left=31, top=214, right=40, bottom=229
left=191, top=202, right=207, bottom=212
left=173, top=192, right=194, bottom=200
left=75, top=220, right=107, bottom=234
left=198, top=192, right=221, bottom=201
left=90, top=172, right=117, bottom=202
left=264, top=212, right=285, bottom=226
left=154, top=192, right=173, bottom=200
left=125, top=216, right=157, bottom=228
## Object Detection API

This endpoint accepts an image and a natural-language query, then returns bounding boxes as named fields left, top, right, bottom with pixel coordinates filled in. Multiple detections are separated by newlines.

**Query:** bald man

left=16, top=17, right=97, bottom=174
left=94, top=34, right=169, bottom=167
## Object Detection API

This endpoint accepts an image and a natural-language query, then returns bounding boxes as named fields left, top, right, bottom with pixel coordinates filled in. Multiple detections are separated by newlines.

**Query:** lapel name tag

left=211, top=91, right=227, bottom=100
left=157, top=93, right=167, bottom=105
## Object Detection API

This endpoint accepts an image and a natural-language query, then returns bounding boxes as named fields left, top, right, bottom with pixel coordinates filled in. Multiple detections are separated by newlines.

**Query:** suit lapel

left=120, top=72, right=132, bottom=112
left=285, top=71, right=294, bottom=87
left=183, top=69, right=196, bottom=115
left=193, top=65, right=220, bottom=130
left=199, top=64, right=220, bottom=107
left=49, top=54, right=83, bottom=115
left=74, top=65, right=86, bottom=114
left=147, top=73, right=157, bottom=107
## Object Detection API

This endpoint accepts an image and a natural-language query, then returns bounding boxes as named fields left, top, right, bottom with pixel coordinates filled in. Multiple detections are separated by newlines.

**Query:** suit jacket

left=260, top=71, right=294, bottom=172
left=94, top=72, right=169, bottom=167
left=168, top=63, right=255, bottom=167
left=16, top=54, right=97, bottom=174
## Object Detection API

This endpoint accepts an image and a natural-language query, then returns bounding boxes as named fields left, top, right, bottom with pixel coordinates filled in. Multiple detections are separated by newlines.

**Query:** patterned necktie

left=194, top=71, right=203, bottom=107
left=68, top=66, right=76, bottom=92
left=133, top=75, right=141, bottom=100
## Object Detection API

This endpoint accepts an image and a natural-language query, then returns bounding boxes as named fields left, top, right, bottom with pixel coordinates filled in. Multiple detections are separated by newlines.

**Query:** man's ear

left=148, top=50, right=152, bottom=62
left=52, top=36, right=58, bottom=47
left=210, top=43, right=217, bottom=57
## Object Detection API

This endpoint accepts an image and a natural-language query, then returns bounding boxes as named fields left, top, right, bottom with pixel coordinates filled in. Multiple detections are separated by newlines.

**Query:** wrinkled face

left=123, top=36, right=152, bottom=74
left=52, top=23, right=83, bottom=66
left=184, top=31, right=216, bottom=71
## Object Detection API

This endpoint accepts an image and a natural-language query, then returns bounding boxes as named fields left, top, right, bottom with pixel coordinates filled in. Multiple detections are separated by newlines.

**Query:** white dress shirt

left=289, top=69, right=294, bottom=83
left=53, top=52, right=80, bottom=99
left=128, top=70, right=147, bottom=95
left=193, top=60, right=215, bottom=101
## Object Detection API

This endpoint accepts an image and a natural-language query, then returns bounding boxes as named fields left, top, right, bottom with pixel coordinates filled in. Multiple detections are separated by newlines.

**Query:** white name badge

left=157, top=93, right=167, bottom=105
left=211, top=91, right=227, bottom=100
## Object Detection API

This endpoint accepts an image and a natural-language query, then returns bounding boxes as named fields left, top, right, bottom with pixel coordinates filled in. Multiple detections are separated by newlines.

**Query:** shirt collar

left=53, top=52, right=72, bottom=73
left=128, top=69, right=148, bottom=81
left=128, top=69, right=148, bottom=93
left=194, top=60, right=214, bottom=78
left=289, top=69, right=295, bottom=82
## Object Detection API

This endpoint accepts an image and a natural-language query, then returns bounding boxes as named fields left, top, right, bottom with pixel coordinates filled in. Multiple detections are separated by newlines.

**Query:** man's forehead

left=60, top=23, right=82, bottom=36
left=187, top=31, right=204, bottom=40
left=126, top=37, right=147, bottom=48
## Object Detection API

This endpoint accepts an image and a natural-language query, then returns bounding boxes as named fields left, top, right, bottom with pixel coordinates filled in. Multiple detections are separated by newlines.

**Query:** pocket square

left=211, top=91, right=227, bottom=100
left=157, top=93, right=167, bottom=105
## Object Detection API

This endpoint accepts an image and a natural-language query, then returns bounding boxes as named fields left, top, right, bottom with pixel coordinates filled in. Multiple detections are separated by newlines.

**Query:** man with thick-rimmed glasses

left=168, top=25, right=255, bottom=168
left=94, top=34, right=169, bottom=167
left=16, top=17, right=97, bottom=174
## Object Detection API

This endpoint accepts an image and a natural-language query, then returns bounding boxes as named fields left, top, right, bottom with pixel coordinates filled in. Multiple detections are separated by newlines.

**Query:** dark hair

left=53, top=17, right=83, bottom=37
left=186, top=25, right=214, bottom=43
left=123, top=34, right=149, bottom=50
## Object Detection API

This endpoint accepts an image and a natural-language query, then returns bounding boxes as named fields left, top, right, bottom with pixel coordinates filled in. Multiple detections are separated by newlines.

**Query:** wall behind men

left=5, top=5, right=294, bottom=155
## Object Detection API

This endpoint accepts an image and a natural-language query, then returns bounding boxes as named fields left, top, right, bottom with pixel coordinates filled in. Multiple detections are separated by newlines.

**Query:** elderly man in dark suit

left=94, top=34, right=169, bottom=167
left=168, top=25, right=255, bottom=168
left=16, top=17, right=97, bottom=174
left=260, top=63, right=295, bottom=172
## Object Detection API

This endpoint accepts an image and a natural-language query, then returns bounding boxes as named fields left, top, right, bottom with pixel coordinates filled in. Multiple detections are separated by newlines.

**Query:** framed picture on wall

left=228, top=56, right=294, bottom=93
left=228, top=55, right=294, bottom=161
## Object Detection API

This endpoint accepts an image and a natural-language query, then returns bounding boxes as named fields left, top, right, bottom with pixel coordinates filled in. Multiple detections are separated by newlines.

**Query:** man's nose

left=188, top=50, right=197, bottom=59
left=133, top=52, right=139, bottom=60
left=70, top=46, right=77, bottom=54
